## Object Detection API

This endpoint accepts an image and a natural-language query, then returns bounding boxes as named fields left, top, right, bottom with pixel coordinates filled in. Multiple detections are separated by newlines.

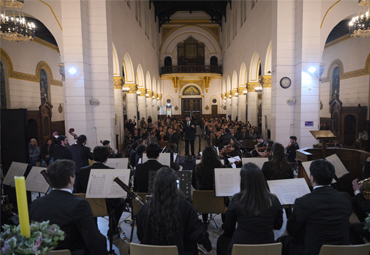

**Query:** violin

left=250, top=141, right=262, bottom=153
left=220, top=145, right=235, bottom=157
left=100, top=140, right=115, bottom=155
left=286, top=141, right=295, bottom=151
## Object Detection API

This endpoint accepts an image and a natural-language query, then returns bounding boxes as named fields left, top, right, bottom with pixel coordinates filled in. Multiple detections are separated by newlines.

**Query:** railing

left=161, top=65, right=222, bottom=75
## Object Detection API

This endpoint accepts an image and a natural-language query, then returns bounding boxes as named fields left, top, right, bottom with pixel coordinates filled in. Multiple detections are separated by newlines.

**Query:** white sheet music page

left=241, top=158, right=268, bottom=169
left=105, top=158, right=128, bottom=169
left=214, top=168, right=241, bottom=197
left=142, top=153, right=171, bottom=166
left=267, top=178, right=311, bottom=205
left=3, top=162, right=28, bottom=186
left=325, top=154, right=349, bottom=179
left=86, top=169, right=131, bottom=198
left=25, top=166, right=50, bottom=193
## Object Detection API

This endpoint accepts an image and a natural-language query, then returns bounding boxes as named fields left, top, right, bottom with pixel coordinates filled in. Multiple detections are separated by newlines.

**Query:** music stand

left=310, top=130, right=339, bottom=157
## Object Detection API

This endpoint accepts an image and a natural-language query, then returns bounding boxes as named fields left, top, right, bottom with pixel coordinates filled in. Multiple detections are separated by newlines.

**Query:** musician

left=237, top=127, right=250, bottom=140
left=286, top=136, right=299, bottom=164
left=261, top=142, right=293, bottom=181
left=222, top=138, right=242, bottom=168
left=101, top=140, right=119, bottom=158
left=255, top=140, right=274, bottom=159
left=251, top=135, right=266, bottom=157
left=70, top=135, right=93, bottom=177
left=218, top=128, right=233, bottom=149
left=182, top=115, right=196, bottom=156
left=136, top=167, right=214, bottom=255
left=30, top=160, right=108, bottom=255
left=278, top=159, right=352, bottom=255
left=53, top=135, right=72, bottom=161
left=74, top=146, right=126, bottom=236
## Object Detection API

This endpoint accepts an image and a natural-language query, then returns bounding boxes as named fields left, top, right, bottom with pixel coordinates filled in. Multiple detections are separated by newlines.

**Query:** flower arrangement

left=0, top=221, right=65, bottom=255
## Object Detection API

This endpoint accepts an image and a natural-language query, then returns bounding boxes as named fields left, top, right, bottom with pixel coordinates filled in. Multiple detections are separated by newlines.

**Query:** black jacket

left=74, top=162, right=111, bottom=193
left=53, top=144, right=72, bottom=161
left=134, top=159, right=167, bottom=192
left=70, top=143, right=93, bottom=175
left=182, top=121, right=196, bottom=140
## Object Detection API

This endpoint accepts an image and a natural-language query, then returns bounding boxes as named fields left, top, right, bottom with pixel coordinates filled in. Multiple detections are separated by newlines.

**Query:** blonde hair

left=29, top=138, right=38, bottom=146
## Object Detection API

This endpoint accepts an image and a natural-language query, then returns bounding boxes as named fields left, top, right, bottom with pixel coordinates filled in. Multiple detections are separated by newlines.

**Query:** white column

left=125, top=88, right=138, bottom=121
left=146, top=91, right=153, bottom=121
left=261, top=76, right=272, bottom=139
left=153, top=93, right=159, bottom=122
left=231, top=90, right=238, bottom=121
left=237, top=88, right=247, bottom=123
left=247, top=83, right=259, bottom=127
left=137, top=88, right=146, bottom=122
left=226, top=92, right=231, bottom=118
left=114, top=77, right=124, bottom=150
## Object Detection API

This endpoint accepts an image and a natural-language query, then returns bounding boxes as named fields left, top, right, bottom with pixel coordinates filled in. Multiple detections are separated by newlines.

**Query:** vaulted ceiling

left=150, top=0, right=231, bottom=28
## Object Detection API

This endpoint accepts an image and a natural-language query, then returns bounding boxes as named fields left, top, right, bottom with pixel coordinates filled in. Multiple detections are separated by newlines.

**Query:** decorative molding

left=221, top=93, right=225, bottom=100
left=58, top=63, right=65, bottom=81
left=324, top=34, right=351, bottom=49
left=237, top=87, right=245, bottom=95
left=159, top=95, right=162, bottom=100
left=230, top=89, right=237, bottom=97
left=320, top=0, right=342, bottom=29
left=225, top=92, right=230, bottom=98
left=114, top=76, right=124, bottom=89
left=205, top=105, right=209, bottom=110
left=125, top=83, right=138, bottom=94
left=146, top=90, right=153, bottom=98
left=201, top=75, right=214, bottom=92
left=33, top=37, right=59, bottom=53
left=258, top=94, right=262, bottom=100
left=39, top=0, right=63, bottom=31
left=137, top=88, right=146, bottom=96
left=247, top=82, right=260, bottom=92
left=153, top=93, right=158, bottom=99
left=260, top=75, right=271, bottom=88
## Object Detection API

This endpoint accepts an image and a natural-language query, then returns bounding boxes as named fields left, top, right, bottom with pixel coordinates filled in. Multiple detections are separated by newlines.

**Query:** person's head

left=77, top=135, right=87, bottom=145
left=309, top=159, right=335, bottom=185
left=146, top=143, right=161, bottom=159
left=57, top=135, right=68, bottom=146
left=47, top=160, right=75, bottom=189
left=267, top=140, right=274, bottom=148
left=201, top=146, right=220, bottom=165
left=230, top=137, right=236, bottom=146
left=136, top=144, right=146, bottom=155
left=272, top=142, right=285, bottom=157
left=134, top=129, right=138, bottom=135
left=225, top=128, right=230, bottom=134
left=150, top=131, right=156, bottom=137
left=93, top=146, right=110, bottom=162
left=131, top=141, right=139, bottom=151
left=46, top=139, right=52, bottom=146
left=102, top=140, right=110, bottom=147
left=257, top=135, right=263, bottom=142
left=242, top=127, right=247, bottom=132
left=29, top=138, right=37, bottom=147
left=290, top=136, right=297, bottom=143
left=185, top=115, right=190, bottom=122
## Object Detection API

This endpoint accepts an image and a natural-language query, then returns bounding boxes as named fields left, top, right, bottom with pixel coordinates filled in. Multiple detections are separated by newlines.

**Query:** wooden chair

left=130, top=192, right=148, bottom=242
left=45, top=250, right=71, bottom=255
left=319, top=243, right=370, bottom=255
left=130, top=243, right=179, bottom=255
left=231, top=243, right=282, bottom=255
left=192, top=190, right=226, bottom=228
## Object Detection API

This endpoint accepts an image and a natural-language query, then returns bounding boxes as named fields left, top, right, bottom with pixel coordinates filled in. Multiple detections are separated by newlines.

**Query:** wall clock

left=280, top=77, right=291, bottom=89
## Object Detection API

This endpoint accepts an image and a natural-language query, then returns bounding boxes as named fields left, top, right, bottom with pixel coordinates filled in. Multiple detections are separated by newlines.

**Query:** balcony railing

left=161, top=65, right=222, bottom=75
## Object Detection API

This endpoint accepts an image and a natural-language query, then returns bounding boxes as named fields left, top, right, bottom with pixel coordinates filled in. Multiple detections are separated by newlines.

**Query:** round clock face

left=280, top=77, right=291, bottom=89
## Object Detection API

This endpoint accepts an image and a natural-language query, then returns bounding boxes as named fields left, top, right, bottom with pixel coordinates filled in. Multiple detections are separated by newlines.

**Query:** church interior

left=1, top=0, right=370, bottom=254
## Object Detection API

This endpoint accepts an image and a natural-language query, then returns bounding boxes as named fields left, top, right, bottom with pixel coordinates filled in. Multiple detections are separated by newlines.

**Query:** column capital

left=137, top=87, right=146, bottom=96
left=221, top=93, right=225, bottom=100
left=225, top=92, right=230, bottom=98
left=124, top=83, right=138, bottom=94
left=237, top=87, right=246, bottom=95
left=260, top=75, right=271, bottom=88
left=247, top=82, right=260, bottom=92
left=158, top=94, right=162, bottom=100
left=146, top=90, right=153, bottom=98
left=114, top=76, right=124, bottom=89
left=231, top=89, right=237, bottom=97
left=153, top=93, right=158, bottom=99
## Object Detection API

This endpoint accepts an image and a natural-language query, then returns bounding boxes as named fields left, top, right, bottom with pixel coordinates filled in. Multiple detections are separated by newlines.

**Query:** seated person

left=102, top=140, right=121, bottom=158
left=137, top=167, right=214, bottom=255
left=278, top=159, right=352, bottom=255
left=134, top=143, right=168, bottom=192
left=251, top=135, right=266, bottom=157
left=217, top=163, right=283, bottom=255
left=352, top=157, right=370, bottom=222
left=29, top=138, right=40, bottom=166
left=261, top=142, right=293, bottom=181
left=40, top=139, right=54, bottom=167
left=30, top=160, right=108, bottom=255
left=222, top=138, right=242, bottom=168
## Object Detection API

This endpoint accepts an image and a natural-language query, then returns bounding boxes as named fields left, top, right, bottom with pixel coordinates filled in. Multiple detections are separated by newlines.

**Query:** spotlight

left=68, top=67, right=77, bottom=75
left=308, top=67, right=316, bottom=74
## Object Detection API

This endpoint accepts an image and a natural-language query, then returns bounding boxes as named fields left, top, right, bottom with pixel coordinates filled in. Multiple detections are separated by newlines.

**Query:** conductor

left=182, top=115, right=196, bottom=156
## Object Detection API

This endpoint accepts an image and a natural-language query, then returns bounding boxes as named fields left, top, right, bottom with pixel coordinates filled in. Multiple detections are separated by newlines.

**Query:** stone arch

left=152, top=76, right=156, bottom=93
left=112, top=43, right=120, bottom=77
left=157, top=80, right=161, bottom=95
left=264, top=41, right=272, bottom=75
left=249, top=52, right=261, bottom=82
left=227, top=76, right=231, bottom=92
left=232, top=70, right=238, bottom=90
left=0, top=49, right=11, bottom=108
left=239, top=62, right=247, bottom=87
left=145, top=71, right=151, bottom=90
left=136, top=64, right=145, bottom=88
left=180, top=84, right=203, bottom=97
left=222, top=79, right=226, bottom=94
left=123, top=53, right=135, bottom=84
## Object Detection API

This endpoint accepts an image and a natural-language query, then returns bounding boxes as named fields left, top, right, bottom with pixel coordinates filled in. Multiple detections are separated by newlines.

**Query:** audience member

left=28, top=138, right=40, bottom=166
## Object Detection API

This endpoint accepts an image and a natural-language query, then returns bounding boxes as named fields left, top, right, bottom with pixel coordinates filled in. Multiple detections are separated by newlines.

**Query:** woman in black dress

left=137, top=167, right=214, bottom=255
left=217, top=163, right=283, bottom=255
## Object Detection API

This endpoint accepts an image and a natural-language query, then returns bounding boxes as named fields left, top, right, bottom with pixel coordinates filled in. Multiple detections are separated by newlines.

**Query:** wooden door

left=212, top=105, right=217, bottom=119
left=181, top=98, right=202, bottom=119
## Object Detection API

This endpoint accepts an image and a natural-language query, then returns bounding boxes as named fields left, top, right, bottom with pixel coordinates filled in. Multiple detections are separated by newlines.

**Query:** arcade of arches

left=1, top=0, right=370, bottom=150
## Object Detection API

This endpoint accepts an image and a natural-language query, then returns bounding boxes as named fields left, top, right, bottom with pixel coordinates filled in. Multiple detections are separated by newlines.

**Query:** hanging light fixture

left=349, top=0, right=370, bottom=37
left=0, top=0, right=36, bottom=42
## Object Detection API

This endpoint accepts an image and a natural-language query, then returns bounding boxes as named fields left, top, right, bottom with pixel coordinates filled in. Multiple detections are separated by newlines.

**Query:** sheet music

left=173, top=153, right=177, bottom=162
left=214, top=168, right=241, bottom=197
left=3, top=162, right=28, bottom=186
left=86, top=169, right=131, bottom=198
left=142, top=153, right=171, bottom=166
left=301, top=160, right=336, bottom=184
left=105, top=158, right=128, bottom=169
left=25, top=166, right=50, bottom=193
left=325, top=154, right=349, bottom=179
left=241, top=157, right=269, bottom=169
left=267, top=178, right=311, bottom=205
left=228, top=156, right=241, bottom=163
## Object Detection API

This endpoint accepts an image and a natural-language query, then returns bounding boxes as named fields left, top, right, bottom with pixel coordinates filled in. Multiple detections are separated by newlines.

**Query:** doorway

left=212, top=105, right=217, bottom=119
left=181, top=98, right=202, bottom=119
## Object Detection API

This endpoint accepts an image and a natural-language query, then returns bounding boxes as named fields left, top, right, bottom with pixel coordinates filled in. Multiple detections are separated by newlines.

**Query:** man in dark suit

left=182, top=115, right=196, bottom=156
left=286, top=136, right=299, bottom=163
left=70, top=135, right=93, bottom=176
left=134, top=143, right=168, bottom=192
left=53, top=135, right=72, bottom=161
left=278, top=159, right=352, bottom=255
left=74, top=146, right=126, bottom=236
left=30, top=160, right=108, bottom=255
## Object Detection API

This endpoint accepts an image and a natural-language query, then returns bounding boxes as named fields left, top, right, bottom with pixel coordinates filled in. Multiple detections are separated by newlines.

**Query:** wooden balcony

left=161, top=65, right=222, bottom=75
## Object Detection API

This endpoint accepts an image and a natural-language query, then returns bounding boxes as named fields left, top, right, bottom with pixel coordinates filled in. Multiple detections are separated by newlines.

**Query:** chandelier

left=349, top=0, right=370, bottom=37
left=0, top=0, right=36, bottom=42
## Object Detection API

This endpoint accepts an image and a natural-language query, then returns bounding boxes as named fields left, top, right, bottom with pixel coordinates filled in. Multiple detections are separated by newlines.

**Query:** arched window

left=40, top=69, right=49, bottom=102
left=258, top=62, right=262, bottom=77
left=210, top=56, right=218, bottom=66
left=177, top=37, right=205, bottom=66
left=331, top=66, right=340, bottom=99
left=164, top=57, right=172, bottom=67
left=0, top=60, right=7, bottom=109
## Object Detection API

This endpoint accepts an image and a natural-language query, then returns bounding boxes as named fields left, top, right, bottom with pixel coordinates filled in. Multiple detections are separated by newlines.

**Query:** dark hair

left=146, top=143, right=161, bottom=158
left=56, top=135, right=66, bottom=145
left=233, top=163, right=275, bottom=216
left=225, top=128, right=230, bottom=134
left=102, top=140, right=110, bottom=146
left=131, top=141, right=139, bottom=150
left=148, top=167, right=181, bottom=244
left=93, top=146, right=110, bottom=162
left=136, top=144, right=146, bottom=155
left=77, top=135, right=87, bottom=144
left=195, top=146, right=223, bottom=190
left=310, top=159, right=335, bottom=185
left=269, top=142, right=292, bottom=179
left=47, top=160, right=75, bottom=188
